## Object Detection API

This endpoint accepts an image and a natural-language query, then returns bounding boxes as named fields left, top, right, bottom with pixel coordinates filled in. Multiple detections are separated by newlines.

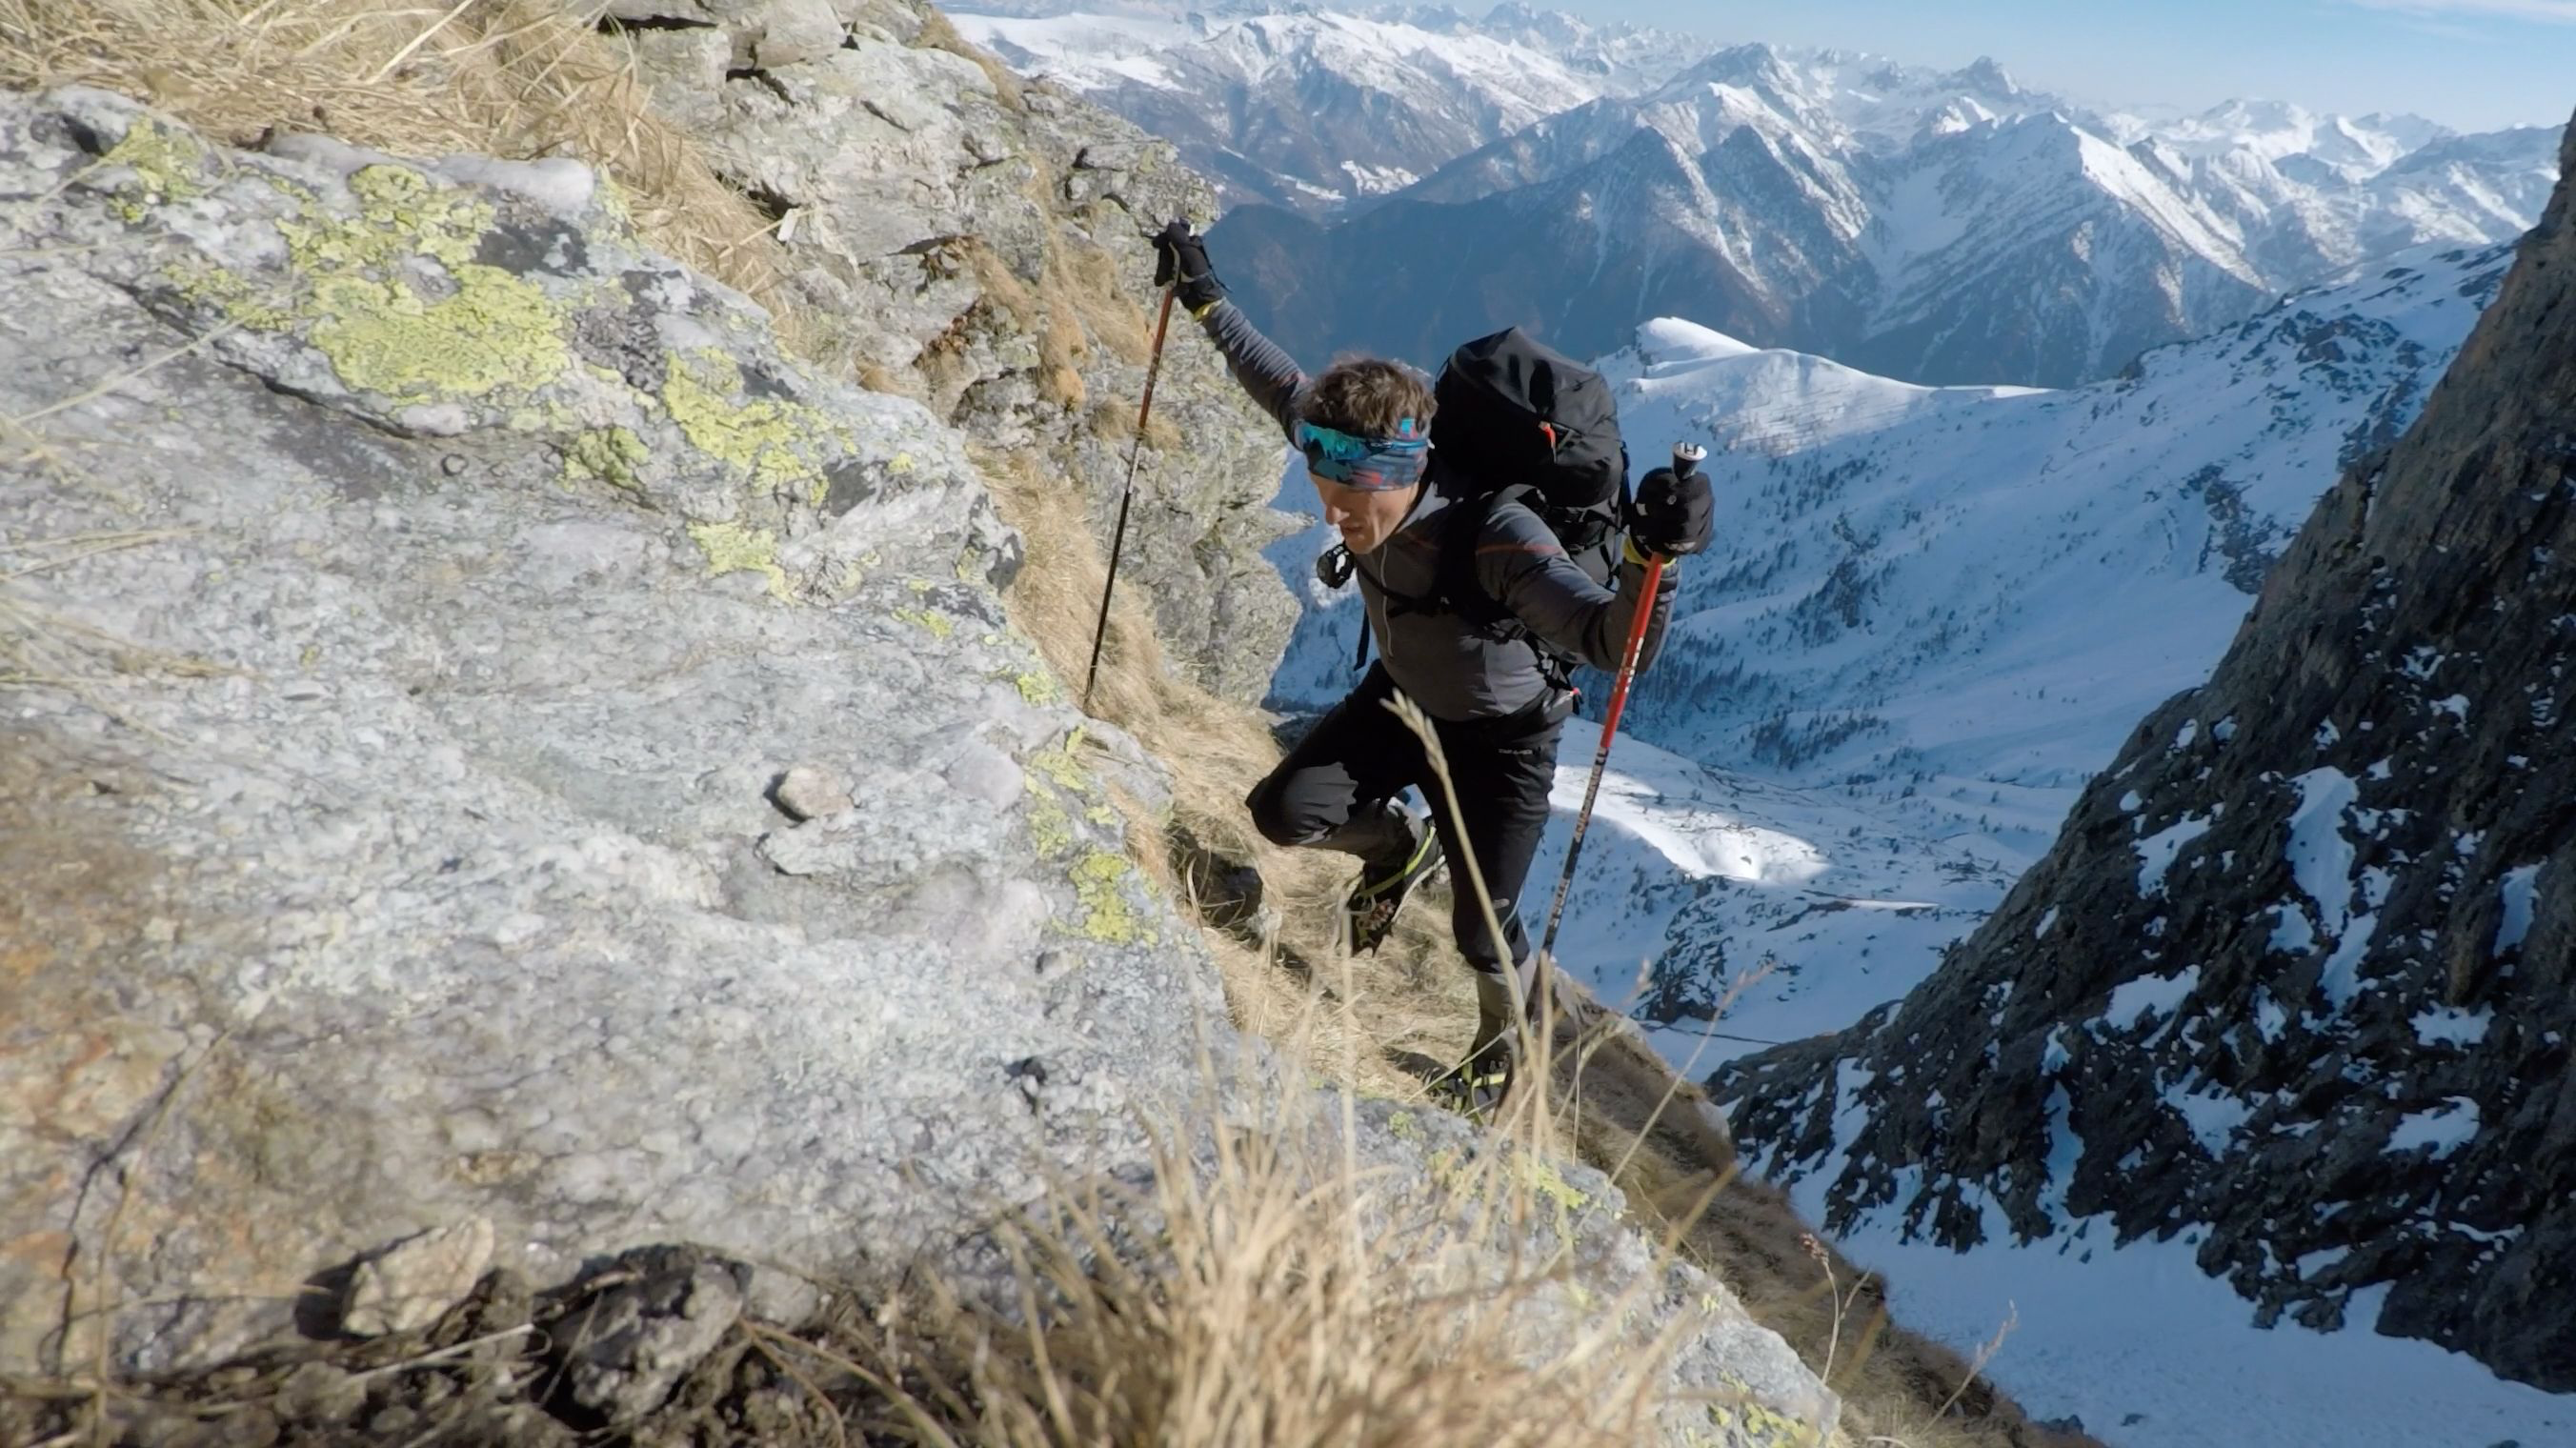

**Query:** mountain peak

left=1953, top=54, right=2019, bottom=95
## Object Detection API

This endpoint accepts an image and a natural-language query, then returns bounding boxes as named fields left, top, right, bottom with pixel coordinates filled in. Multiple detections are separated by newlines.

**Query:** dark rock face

left=1718, top=111, right=2576, bottom=1391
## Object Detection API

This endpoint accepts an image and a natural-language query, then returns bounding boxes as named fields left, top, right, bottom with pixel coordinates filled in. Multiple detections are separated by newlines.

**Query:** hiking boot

left=1341, top=805, right=1441, bottom=955
left=1432, top=1036, right=1517, bottom=1121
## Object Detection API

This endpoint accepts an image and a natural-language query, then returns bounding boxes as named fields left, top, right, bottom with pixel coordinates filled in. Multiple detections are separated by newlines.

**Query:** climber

left=1148, top=220, right=1714, bottom=1115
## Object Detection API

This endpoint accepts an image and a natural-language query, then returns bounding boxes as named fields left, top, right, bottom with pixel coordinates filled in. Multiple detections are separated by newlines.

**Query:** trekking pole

left=1084, top=283, right=1179, bottom=711
left=1540, top=442, right=1705, bottom=959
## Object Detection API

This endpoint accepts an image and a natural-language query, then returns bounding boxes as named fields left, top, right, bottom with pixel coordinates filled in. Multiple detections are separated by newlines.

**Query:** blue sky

left=1551, top=1, right=2575, bottom=131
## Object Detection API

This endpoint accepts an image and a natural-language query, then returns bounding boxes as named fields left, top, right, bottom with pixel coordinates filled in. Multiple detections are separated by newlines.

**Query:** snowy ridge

left=964, top=7, right=2555, bottom=387
left=949, top=3, right=1699, bottom=213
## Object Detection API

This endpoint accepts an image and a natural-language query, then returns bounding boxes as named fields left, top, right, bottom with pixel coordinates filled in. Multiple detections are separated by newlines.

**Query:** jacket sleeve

left=1196, top=298, right=1307, bottom=440
left=1473, top=500, right=1679, bottom=673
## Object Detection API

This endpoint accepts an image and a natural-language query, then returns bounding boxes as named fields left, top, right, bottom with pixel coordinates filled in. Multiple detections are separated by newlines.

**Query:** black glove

left=1629, top=465, right=1714, bottom=559
left=1151, top=218, right=1227, bottom=314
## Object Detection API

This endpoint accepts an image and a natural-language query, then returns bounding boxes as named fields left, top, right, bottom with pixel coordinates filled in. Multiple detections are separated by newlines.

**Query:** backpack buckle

left=1316, top=543, right=1356, bottom=590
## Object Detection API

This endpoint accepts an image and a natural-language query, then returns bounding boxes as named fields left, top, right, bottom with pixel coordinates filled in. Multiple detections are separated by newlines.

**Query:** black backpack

left=1322, top=327, right=1632, bottom=680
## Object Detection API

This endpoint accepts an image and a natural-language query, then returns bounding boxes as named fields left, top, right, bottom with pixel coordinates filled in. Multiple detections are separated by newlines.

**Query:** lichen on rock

left=684, top=520, right=788, bottom=599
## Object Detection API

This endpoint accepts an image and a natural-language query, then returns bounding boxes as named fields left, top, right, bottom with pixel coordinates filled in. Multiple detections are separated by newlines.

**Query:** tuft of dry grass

left=0, top=0, right=811, bottom=350
left=913, top=5, right=1023, bottom=113
left=777, top=1088, right=1727, bottom=1448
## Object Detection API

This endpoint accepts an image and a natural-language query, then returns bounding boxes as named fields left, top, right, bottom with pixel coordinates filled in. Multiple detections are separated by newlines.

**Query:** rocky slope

left=0, top=82, right=1833, bottom=1444
left=609, top=0, right=1300, bottom=702
left=1717, top=110, right=2576, bottom=1391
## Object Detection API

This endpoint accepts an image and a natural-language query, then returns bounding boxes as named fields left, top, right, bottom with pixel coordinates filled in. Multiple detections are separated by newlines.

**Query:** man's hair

left=1301, top=355, right=1435, bottom=440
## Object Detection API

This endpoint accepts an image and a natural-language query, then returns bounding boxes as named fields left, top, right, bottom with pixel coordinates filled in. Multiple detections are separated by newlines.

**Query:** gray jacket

left=1202, top=301, right=1677, bottom=723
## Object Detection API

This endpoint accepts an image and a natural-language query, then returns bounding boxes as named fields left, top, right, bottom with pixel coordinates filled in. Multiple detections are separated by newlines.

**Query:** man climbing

left=1149, top=221, right=1715, bottom=1114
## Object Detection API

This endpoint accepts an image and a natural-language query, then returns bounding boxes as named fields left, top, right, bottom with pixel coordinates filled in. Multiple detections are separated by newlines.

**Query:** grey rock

left=1071, top=717, right=1171, bottom=819
left=342, top=1218, right=496, bottom=1337
left=275, top=1361, right=369, bottom=1424
left=553, top=1248, right=747, bottom=1422
left=1720, top=108, right=2576, bottom=1394
left=0, top=85, right=1223, bottom=1377
left=615, top=0, right=1301, bottom=701
left=771, top=762, right=853, bottom=821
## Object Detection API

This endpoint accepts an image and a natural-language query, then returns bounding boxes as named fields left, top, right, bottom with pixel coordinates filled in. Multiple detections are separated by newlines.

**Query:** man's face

left=1317, top=476, right=1420, bottom=554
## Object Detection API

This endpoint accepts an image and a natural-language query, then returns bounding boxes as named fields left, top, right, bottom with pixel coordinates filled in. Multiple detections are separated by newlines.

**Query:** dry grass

left=768, top=1088, right=1730, bottom=1448
left=913, top=4, right=1023, bottom=112
left=0, top=0, right=810, bottom=350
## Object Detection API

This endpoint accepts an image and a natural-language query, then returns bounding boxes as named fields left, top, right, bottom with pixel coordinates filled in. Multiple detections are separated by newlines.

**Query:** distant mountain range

left=952, top=3, right=1696, bottom=212
left=954, top=4, right=2556, bottom=387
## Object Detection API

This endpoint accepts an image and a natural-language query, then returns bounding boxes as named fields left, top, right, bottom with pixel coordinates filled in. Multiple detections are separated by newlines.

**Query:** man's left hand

left=1631, top=465, right=1714, bottom=558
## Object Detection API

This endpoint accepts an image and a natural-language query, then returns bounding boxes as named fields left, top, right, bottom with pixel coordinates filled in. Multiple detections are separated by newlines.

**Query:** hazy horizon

left=1529, top=0, right=2573, bottom=133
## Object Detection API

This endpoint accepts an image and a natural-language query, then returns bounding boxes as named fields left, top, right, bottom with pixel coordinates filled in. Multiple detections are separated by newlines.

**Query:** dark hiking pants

left=1245, top=663, right=1571, bottom=1019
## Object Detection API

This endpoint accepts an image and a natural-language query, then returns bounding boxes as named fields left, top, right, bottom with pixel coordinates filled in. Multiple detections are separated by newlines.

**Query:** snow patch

left=2495, top=862, right=2542, bottom=955
left=2167, top=1084, right=2252, bottom=1155
left=2268, top=902, right=2320, bottom=955
left=2284, top=768, right=2361, bottom=937
left=2103, top=966, right=2201, bottom=1032
left=2135, top=814, right=2212, bottom=894
left=2387, top=1097, right=2481, bottom=1158
left=2411, top=1005, right=2493, bottom=1048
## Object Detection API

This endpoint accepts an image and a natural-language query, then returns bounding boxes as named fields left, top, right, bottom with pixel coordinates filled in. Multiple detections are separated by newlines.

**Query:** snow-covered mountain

left=1265, top=236, right=2512, bottom=1060
left=948, top=3, right=1698, bottom=213
left=1212, top=35, right=2553, bottom=384
left=953, top=6, right=2551, bottom=385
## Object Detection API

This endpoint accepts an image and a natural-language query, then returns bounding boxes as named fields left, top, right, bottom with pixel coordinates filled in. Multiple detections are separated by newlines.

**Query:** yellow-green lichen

left=309, top=267, right=566, bottom=398
left=563, top=427, right=649, bottom=490
left=686, top=520, right=788, bottom=600
left=593, top=173, right=635, bottom=227
left=1026, top=790, right=1076, bottom=858
left=1426, top=1145, right=1589, bottom=1233
left=162, top=261, right=292, bottom=331
left=1518, top=1155, right=1589, bottom=1216
left=508, top=400, right=581, bottom=433
left=662, top=348, right=847, bottom=495
left=894, top=607, right=955, bottom=639
left=1008, top=671, right=1059, bottom=706
left=1388, top=1111, right=1421, bottom=1141
left=101, top=118, right=207, bottom=222
left=263, top=164, right=571, bottom=400
left=1027, top=738, right=1097, bottom=795
left=1702, top=1391, right=1823, bottom=1448
left=1071, top=850, right=1148, bottom=944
